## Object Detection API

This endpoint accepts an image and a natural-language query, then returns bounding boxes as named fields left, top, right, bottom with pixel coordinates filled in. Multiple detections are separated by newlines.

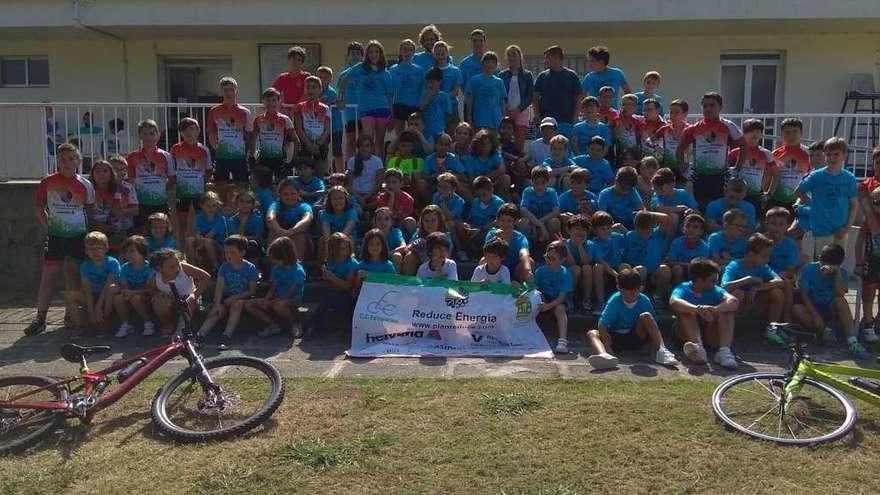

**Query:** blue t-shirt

left=270, top=263, right=306, bottom=302
left=573, top=155, right=614, bottom=194
left=256, top=187, right=275, bottom=213
left=120, top=261, right=153, bottom=290
left=384, top=227, right=406, bottom=251
left=520, top=186, right=559, bottom=218
left=466, top=73, right=506, bottom=129
left=321, top=85, right=343, bottom=133
left=541, top=156, right=576, bottom=173
left=413, top=51, right=451, bottom=70
left=356, top=65, right=393, bottom=113
left=769, top=235, right=800, bottom=273
left=458, top=54, right=489, bottom=90
left=600, top=291, right=655, bottom=333
left=438, top=64, right=464, bottom=99
left=268, top=200, right=312, bottom=227
left=635, top=91, right=665, bottom=115
left=422, top=90, right=453, bottom=137
left=671, top=281, right=728, bottom=306
left=705, top=198, right=757, bottom=227
left=799, top=261, right=846, bottom=305
left=571, top=121, right=612, bottom=155
left=195, top=212, right=227, bottom=238
left=558, top=189, right=598, bottom=215
left=588, top=232, right=625, bottom=267
left=485, top=228, right=529, bottom=269
left=358, top=258, right=397, bottom=274
left=567, top=238, right=590, bottom=265
left=80, top=256, right=121, bottom=295
left=338, top=64, right=362, bottom=122
left=667, top=236, right=710, bottom=263
left=465, top=152, right=503, bottom=176
left=651, top=189, right=698, bottom=210
left=623, top=228, right=666, bottom=273
left=797, top=167, right=858, bottom=237
left=319, top=207, right=359, bottom=234
left=468, top=194, right=504, bottom=228
left=423, top=152, right=465, bottom=175
left=389, top=62, right=425, bottom=108
left=326, top=256, right=360, bottom=280
left=218, top=260, right=259, bottom=297
left=227, top=213, right=265, bottom=238
left=293, top=176, right=325, bottom=197
left=721, top=259, right=777, bottom=289
left=146, top=236, right=176, bottom=253
left=597, top=186, right=643, bottom=229
left=535, top=265, right=573, bottom=300
left=582, top=67, right=628, bottom=109
left=432, top=192, right=466, bottom=219
left=708, top=232, right=747, bottom=260
left=796, top=204, right=812, bottom=233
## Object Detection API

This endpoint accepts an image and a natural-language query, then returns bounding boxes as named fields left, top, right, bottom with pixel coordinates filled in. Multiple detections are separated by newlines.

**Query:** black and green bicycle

left=712, top=323, right=880, bottom=445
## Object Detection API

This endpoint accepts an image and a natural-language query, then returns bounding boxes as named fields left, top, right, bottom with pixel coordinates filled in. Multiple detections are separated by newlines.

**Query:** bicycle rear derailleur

left=67, top=393, right=98, bottom=417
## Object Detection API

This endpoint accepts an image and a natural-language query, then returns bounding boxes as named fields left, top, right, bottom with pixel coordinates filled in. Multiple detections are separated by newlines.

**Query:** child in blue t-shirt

left=563, top=215, right=594, bottom=311
left=318, top=186, right=358, bottom=262
left=293, top=161, right=326, bottom=204
left=586, top=267, right=678, bottom=369
left=465, top=129, right=511, bottom=199
left=422, top=133, right=465, bottom=183
left=187, top=191, right=227, bottom=273
left=669, top=258, right=738, bottom=368
left=420, top=67, right=454, bottom=140
left=667, top=214, right=710, bottom=286
left=267, top=178, right=314, bottom=260
left=650, top=167, right=698, bottom=238
left=321, top=232, right=359, bottom=316
left=721, top=233, right=787, bottom=346
left=114, top=235, right=155, bottom=338
left=588, top=211, right=625, bottom=310
left=227, top=190, right=266, bottom=262
left=705, top=178, right=756, bottom=232
left=316, top=66, right=345, bottom=172
left=597, top=166, right=643, bottom=230
left=519, top=166, right=560, bottom=243
left=72, top=231, right=121, bottom=337
left=484, top=203, right=533, bottom=282
left=464, top=52, right=506, bottom=132
left=623, top=211, right=671, bottom=305
left=374, top=206, right=406, bottom=271
left=764, top=207, right=801, bottom=323
left=457, top=176, right=503, bottom=257
left=433, top=172, right=468, bottom=259
left=146, top=212, right=177, bottom=254
left=793, top=244, right=869, bottom=358
left=634, top=71, right=664, bottom=115
left=355, top=228, right=398, bottom=293
left=197, top=235, right=260, bottom=349
left=542, top=135, right=577, bottom=190
left=535, top=241, right=574, bottom=354
left=245, top=236, right=307, bottom=338
left=250, top=165, right=276, bottom=214
left=573, top=136, right=615, bottom=195
left=558, top=168, right=598, bottom=226
left=571, top=96, right=613, bottom=156
left=708, top=209, right=749, bottom=268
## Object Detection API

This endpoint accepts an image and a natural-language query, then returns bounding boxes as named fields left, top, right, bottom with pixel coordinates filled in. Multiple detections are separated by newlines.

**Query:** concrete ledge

left=0, top=181, right=44, bottom=291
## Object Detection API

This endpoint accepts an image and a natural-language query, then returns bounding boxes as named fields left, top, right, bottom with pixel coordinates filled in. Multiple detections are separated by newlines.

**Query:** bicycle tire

left=0, top=375, right=68, bottom=455
left=712, top=371, right=857, bottom=445
left=150, top=356, right=284, bottom=443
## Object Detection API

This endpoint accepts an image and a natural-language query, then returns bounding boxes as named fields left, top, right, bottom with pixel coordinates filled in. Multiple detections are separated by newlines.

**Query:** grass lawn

left=2, top=378, right=879, bottom=494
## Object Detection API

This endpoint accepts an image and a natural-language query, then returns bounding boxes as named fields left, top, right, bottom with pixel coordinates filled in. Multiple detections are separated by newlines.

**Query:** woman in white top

left=146, top=248, right=210, bottom=336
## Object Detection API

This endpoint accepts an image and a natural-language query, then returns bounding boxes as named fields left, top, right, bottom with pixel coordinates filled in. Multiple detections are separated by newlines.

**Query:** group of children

left=25, top=30, right=880, bottom=367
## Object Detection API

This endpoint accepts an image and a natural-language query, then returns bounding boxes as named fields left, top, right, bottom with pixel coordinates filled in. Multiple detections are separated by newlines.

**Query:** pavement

left=2, top=285, right=877, bottom=382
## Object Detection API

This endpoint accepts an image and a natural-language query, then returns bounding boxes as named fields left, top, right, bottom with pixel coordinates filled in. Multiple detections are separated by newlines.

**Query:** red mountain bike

left=0, top=283, right=284, bottom=454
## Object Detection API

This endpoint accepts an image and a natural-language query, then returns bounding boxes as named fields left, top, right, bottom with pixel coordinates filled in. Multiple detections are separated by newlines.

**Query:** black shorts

left=693, top=173, right=726, bottom=207
left=610, top=330, right=647, bottom=351
left=393, top=103, right=420, bottom=122
left=257, top=157, right=290, bottom=181
left=214, top=158, right=249, bottom=184
left=344, top=120, right=362, bottom=134
left=294, top=144, right=329, bottom=168
left=332, top=131, right=343, bottom=157
left=176, top=197, right=201, bottom=214
left=864, top=236, right=880, bottom=285
left=44, top=234, right=86, bottom=264
left=134, top=204, right=169, bottom=228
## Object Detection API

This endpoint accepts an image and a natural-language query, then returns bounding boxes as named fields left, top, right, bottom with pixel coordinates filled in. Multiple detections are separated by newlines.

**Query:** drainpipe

left=72, top=0, right=130, bottom=100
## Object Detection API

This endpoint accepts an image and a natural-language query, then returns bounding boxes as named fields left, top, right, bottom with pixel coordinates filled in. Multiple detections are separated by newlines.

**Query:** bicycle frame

left=786, top=358, right=880, bottom=406
left=0, top=338, right=196, bottom=420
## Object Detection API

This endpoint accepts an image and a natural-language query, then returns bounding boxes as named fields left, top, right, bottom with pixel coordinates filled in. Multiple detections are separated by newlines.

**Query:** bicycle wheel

left=0, top=376, right=68, bottom=455
left=151, top=356, right=284, bottom=442
left=712, top=372, right=857, bottom=445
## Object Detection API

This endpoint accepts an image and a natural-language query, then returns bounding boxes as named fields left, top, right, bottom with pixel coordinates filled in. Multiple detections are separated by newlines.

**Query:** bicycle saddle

left=60, top=343, right=112, bottom=363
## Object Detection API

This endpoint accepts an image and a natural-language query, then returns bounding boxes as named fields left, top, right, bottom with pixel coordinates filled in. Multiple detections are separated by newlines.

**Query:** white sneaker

left=654, top=347, right=679, bottom=366
left=587, top=352, right=619, bottom=370
left=863, top=327, right=880, bottom=343
left=714, top=347, right=738, bottom=369
left=555, top=338, right=569, bottom=354
left=683, top=342, right=707, bottom=364
left=142, top=321, right=156, bottom=336
left=115, top=322, right=133, bottom=338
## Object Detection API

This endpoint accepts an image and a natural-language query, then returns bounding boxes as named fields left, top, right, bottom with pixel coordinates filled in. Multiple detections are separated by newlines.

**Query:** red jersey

left=771, top=144, right=811, bottom=204
left=252, top=111, right=294, bottom=160
left=640, top=117, right=665, bottom=155
left=728, top=146, right=776, bottom=197
left=652, top=121, right=687, bottom=168
left=36, top=172, right=95, bottom=238
left=598, top=106, right=619, bottom=127
left=170, top=141, right=212, bottom=199
left=679, top=118, right=743, bottom=175
left=615, top=113, right=645, bottom=150
left=207, top=103, right=253, bottom=160
left=293, top=100, right=331, bottom=142
left=272, top=71, right=311, bottom=110
left=859, top=176, right=880, bottom=195
left=126, top=146, right=175, bottom=206
left=377, top=190, right=415, bottom=223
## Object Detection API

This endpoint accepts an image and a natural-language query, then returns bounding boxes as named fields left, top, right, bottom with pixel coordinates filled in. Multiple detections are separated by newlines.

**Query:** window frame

left=0, top=55, right=50, bottom=88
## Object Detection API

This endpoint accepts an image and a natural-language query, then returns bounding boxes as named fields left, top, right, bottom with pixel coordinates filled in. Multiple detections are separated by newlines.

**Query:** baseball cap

left=539, top=117, right=558, bottom=128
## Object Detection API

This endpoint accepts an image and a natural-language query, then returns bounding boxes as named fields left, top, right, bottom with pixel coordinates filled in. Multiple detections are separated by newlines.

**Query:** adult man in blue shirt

left=582, top=45, right=631, bottom=109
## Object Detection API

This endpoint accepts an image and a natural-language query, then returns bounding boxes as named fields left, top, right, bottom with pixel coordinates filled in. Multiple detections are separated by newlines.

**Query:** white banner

left=346, top=273, right=553, bottom=358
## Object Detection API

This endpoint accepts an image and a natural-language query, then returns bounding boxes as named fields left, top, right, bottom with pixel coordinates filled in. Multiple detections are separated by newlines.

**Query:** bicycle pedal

left=849, top=377, right=880, bottom=394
